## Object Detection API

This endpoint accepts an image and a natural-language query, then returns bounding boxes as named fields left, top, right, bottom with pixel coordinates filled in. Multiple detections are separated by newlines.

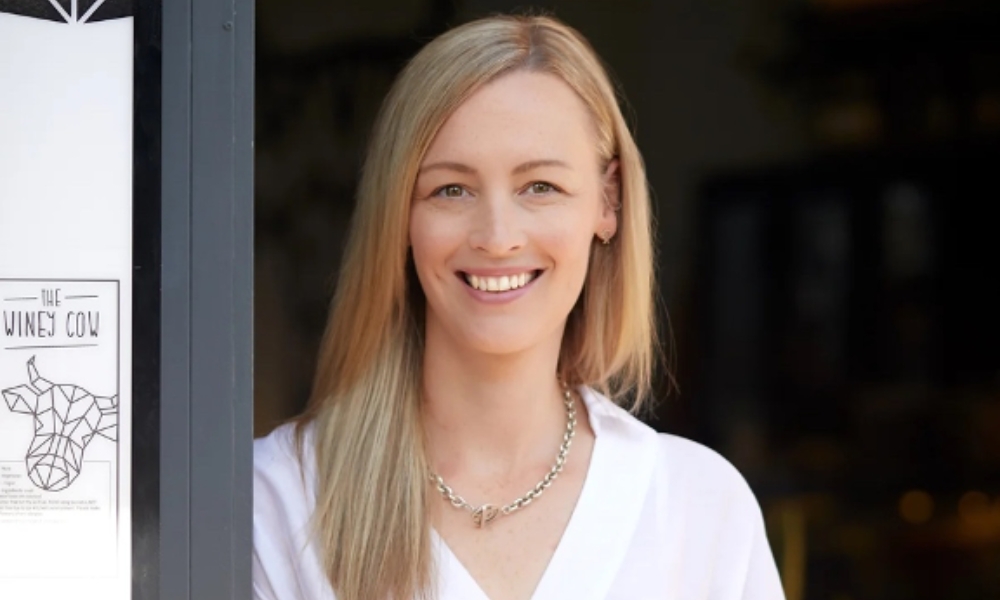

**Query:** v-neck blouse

left=253, top=388, right=786, bottom=600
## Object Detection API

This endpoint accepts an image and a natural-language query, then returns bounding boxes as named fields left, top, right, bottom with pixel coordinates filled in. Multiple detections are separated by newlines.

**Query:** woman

left=254, top=14, right=784, bottom=600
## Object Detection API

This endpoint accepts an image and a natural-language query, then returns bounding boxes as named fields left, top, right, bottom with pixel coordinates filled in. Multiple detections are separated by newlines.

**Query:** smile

left=461, top=271, right=540, bottom=293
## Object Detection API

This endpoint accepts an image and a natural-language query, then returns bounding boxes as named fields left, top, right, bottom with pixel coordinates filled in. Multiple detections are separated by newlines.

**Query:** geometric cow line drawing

left=1, top=356, right=117, bottom=492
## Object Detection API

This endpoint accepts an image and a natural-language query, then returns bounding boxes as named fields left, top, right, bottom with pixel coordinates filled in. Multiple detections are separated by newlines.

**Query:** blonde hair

left=298, top=14, right=658, bottom=600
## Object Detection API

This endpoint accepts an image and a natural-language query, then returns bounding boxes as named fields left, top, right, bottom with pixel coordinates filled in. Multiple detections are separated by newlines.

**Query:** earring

left=601, top=230, right=613, bottom=245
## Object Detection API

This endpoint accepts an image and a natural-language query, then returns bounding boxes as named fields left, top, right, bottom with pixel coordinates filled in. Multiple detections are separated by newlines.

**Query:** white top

left=253, top=388, right=786, bottom=600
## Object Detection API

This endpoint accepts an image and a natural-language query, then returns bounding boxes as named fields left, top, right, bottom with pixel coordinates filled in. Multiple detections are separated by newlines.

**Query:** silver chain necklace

left=429, top=385, right=577, bottom=528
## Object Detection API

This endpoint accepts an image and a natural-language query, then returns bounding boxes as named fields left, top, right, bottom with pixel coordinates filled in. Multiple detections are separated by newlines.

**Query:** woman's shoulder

left=653, top=432, right=760, bottom=508
left=598, top=408, right=784, bottom=597
left=582, top=388, right=761, bottom=510
left=254, top=421, right=315, bottom=513
left=254, top=422, right=303, bottom=472
left=253, top=423, right=332, bottom=599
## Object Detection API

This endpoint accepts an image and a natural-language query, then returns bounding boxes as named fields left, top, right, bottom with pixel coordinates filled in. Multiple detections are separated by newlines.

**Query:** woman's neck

left=420, top=328, right=570, bottom=481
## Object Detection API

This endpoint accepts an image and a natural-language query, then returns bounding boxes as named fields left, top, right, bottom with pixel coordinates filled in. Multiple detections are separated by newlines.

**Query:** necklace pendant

left=472, top=504, right=500, bottom=528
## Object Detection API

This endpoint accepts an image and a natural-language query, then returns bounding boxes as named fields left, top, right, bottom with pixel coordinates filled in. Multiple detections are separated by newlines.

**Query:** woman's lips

left=456, top=269, right=543, bottom=301
left=460, top=270, right=540, bottom=292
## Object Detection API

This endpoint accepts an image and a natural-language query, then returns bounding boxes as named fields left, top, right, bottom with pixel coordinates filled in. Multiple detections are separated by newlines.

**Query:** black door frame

left=133, top=0, right=254, bottom=597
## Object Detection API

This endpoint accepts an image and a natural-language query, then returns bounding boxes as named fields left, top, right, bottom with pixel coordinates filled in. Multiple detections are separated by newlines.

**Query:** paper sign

left=0, top=279, right=120, bottom=579
left=0, top=4, right=133, bottom=598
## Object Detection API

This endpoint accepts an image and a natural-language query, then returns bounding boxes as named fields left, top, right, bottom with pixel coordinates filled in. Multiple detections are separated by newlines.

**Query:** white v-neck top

left=253, top=388, right=786, bottom=600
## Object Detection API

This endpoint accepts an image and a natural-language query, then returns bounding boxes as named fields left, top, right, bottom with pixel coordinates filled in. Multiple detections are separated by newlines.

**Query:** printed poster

left=0, top=280, right=120, bottom=577
left=0, top=2, right=134, bottom=598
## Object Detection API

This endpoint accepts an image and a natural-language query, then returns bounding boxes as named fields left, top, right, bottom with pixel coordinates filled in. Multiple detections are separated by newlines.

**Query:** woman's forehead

left=419, top=71, right=601, bottom=170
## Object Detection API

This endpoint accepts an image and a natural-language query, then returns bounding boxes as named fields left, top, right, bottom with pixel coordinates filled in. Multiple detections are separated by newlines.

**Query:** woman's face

left=409, top=70, right=617, bottom=358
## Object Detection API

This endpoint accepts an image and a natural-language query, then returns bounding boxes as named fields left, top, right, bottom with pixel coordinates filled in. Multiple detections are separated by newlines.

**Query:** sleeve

left=253, top=428, right=329, bottom=600
left=253, top=438, right=288, bottom=600
left=658, top=435, right=786, bottom=600
left=252, top=532, right=280, bottom=600
left=738, top=498, right=786, bottom=600
left=712, top=447, right=786, bottom=599
left=693, top=443, right=786, bottom=600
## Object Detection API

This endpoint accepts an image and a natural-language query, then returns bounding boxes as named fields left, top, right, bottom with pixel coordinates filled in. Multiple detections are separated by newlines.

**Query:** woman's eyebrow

left=418, top=161, right=476, bottom=175
left=512, top=159, right=570, bottom=175
left=418, top=159, right=572, bottom=176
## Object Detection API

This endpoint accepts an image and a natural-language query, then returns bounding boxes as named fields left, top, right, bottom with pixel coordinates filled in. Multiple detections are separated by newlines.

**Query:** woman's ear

left=598, top=158, right=621, bottom=241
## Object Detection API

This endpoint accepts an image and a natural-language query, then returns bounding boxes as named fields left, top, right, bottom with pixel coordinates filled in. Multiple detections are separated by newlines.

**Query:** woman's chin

left=442, top=323, right=559, bottom=358
left=456, top=334, right=538, bottom=358
left=424, top=311, right=566, bottom=359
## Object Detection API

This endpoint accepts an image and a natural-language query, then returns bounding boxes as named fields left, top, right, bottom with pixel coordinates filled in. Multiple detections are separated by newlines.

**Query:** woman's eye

left=434, top=184, right=467, bottom=198
left=527, top=182, right=556, bottom=195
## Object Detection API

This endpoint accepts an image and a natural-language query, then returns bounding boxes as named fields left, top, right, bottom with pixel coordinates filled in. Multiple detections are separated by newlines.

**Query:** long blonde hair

left=298, top=14, right=658, bottom=600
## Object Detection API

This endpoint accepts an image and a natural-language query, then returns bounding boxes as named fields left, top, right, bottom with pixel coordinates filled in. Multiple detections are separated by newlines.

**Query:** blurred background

left=253, top=0, right=1000, bottom=597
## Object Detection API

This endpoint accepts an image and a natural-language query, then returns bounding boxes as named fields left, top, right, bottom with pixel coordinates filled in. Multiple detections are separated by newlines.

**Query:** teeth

left=464, top=272, right=536, bottom=293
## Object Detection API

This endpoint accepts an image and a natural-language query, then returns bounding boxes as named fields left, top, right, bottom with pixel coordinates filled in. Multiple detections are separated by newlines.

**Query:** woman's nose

left=467, top=193, right=526, bottom=256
